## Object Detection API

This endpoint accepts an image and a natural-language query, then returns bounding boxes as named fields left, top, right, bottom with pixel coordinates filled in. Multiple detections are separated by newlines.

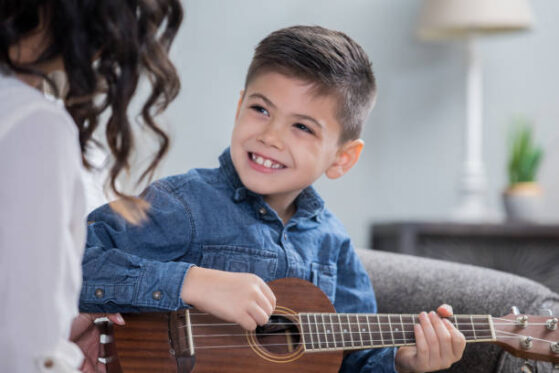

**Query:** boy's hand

left=395, top=304, right=466, bottom=373
left=181, top=267, right=276, bottom=331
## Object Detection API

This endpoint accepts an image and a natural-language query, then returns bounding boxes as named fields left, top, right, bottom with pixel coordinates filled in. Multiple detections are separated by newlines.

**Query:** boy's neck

left=264, top=194, right=298, bottom=224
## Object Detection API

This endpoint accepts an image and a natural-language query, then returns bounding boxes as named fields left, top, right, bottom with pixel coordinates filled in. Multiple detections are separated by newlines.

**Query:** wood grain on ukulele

left=95, top=278, right=559, bottom=372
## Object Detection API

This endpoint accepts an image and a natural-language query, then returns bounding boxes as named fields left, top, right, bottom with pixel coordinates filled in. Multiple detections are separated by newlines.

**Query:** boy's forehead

left=245, top=72, right=341, bottom=115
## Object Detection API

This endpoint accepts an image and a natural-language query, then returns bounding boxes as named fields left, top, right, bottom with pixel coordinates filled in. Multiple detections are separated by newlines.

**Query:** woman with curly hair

left=0, top=0, right=183, bottom=371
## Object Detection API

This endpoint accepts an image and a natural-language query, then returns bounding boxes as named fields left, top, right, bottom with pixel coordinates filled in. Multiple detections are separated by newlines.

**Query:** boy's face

left=231, top=72, right=351, bottom=206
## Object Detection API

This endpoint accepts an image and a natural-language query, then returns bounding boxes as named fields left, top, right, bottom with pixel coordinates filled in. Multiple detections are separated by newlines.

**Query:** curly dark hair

left=0, top=0, right=183, bottom=220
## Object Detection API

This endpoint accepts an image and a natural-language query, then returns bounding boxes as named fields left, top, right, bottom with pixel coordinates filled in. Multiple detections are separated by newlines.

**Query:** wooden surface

left=106, top=278, right=343, bottom=372
left=370, top=221, right=559, bottom=293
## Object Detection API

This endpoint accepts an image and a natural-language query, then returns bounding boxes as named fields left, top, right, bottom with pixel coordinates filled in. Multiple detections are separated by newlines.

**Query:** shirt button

left=44, top=358, right=54, bottom=369
left=259, top=207, right=267, bottom=215
left=95, top=288, right=104, bottom=298
left=152, top=290, right=162, bottom=300
left=283, top=232, right=287, bottom=240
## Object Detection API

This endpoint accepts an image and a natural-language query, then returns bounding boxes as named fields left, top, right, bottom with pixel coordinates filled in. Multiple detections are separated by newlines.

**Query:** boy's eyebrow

left=249, top=93, right=277, bottom=109
left=249, top=93, right=323, bottom=129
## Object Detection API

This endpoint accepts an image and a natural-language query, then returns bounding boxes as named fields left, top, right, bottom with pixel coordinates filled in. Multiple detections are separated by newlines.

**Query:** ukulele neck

left=299, top=313, right=495, bottom=352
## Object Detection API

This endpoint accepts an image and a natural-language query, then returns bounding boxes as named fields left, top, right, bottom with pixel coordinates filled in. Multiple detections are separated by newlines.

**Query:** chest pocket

left=311, top=262, right=337, bottom=304
left=200, top=245, right=278, bottom=282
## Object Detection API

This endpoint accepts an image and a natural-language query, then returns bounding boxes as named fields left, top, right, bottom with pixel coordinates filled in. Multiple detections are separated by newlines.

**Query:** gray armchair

left=356, top=248, right=559, bottom=373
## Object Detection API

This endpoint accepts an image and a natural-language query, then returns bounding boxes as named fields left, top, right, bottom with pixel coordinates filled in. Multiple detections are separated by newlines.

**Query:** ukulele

left=96, top=278, right=559, bottom=372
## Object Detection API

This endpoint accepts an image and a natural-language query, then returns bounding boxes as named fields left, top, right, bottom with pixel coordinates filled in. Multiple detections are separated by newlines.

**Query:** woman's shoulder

left=0, top=74, right=77, bottom=141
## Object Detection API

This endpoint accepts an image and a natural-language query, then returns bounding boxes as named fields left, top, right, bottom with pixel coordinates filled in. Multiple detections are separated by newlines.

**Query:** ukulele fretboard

left=299, top=313, right=495, bottom=352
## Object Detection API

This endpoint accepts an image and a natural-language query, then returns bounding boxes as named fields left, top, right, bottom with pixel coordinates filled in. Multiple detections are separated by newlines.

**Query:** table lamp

left=417, top=0, right=533, bottom=221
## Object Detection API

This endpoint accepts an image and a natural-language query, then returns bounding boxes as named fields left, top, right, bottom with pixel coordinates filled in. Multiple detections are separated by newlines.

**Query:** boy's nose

left=257, top=123, right=284, bottom=149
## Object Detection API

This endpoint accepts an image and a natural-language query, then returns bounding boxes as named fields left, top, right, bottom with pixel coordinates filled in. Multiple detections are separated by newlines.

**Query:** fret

left=341, top=314, right=353, bottom=347
left=357, top=315, right=370, bottom=347
left=355, top=315, right=364, bottom=346
left=337, top=314, right=346, bottom=349
left=387, top=315, right=396, bottom=345
left=321, top=314, right=332, bottom=349
left=401, top=315, right=416, bottom=344
left=470, top=315, right=477, bottom=340
left=347, top=314, right=356, bottom=347
left=472, top=315, right=493, bottom=341
left=399, top=314, right=406, bottom=345
left=350, top=314, right=362, bottom=348
left=365, top=315, right=375, bottom=347
left=311, top=313, right=325, bottom=349
left=302, top=314, right=314, bottom=350
left=456, top=315, right=475, bottom=341
left=376, top=314, right=384, bottom=346
left=380, top=315, right=394, bottom=346
left=330, top=314, right=342, bottom=349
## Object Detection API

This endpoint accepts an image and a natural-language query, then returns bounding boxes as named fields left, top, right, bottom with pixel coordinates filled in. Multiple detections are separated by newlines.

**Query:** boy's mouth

left=248, top=152, right=286, bottom=169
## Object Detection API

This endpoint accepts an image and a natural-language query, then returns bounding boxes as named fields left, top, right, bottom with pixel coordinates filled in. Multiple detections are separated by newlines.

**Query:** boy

left=80, top=26, right=465, bottom=372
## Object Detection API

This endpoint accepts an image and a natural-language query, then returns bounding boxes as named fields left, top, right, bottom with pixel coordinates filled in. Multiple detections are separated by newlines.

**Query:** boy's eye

left=250, top=105, right=269, bottom=116
left=294, top=123, right=314, bottom=135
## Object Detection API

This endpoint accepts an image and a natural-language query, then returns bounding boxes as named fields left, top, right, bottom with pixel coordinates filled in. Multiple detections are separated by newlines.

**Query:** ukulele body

left=101, top=278, right=343, bottom=372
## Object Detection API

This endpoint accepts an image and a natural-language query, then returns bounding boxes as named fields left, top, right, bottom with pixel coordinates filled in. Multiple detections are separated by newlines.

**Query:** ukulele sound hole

left=255, top=315, right=301, bottom=354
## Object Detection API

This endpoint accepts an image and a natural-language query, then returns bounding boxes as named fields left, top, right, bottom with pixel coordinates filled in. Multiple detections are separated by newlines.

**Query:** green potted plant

left=503, top=118, right=544, bottom=222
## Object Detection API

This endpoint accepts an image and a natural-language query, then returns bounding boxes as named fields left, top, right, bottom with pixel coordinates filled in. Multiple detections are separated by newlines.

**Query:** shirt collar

left=218, top=147, right=325, bottom=219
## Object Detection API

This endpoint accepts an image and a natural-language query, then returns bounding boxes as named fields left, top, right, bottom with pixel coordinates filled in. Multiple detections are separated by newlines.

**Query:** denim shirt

left=80, top=148, right=396, bottom=372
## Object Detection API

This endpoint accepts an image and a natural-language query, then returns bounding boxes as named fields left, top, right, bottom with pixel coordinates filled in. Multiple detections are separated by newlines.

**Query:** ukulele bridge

left=168, top=310, right=196, bottom=371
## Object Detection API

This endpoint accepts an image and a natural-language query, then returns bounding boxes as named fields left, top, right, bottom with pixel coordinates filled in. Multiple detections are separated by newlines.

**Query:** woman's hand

left=70, top=312, right=126, bottom=373
left=395, top=304, right=466, bottom=373
left=181, top=267, right=276, bottom=331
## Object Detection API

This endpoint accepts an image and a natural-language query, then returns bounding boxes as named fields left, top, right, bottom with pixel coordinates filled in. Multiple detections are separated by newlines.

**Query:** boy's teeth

left=251, top=153, right=282, bottom=169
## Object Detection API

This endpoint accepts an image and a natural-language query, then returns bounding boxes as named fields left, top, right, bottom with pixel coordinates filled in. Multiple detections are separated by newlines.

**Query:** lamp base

left=451, top=190, right=500, bottom=222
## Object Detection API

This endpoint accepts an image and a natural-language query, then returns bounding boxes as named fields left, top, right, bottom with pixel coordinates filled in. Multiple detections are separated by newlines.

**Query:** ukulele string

left=174, top=334, right=494, bottom=351
left=177, top=321, right=497, bottom=329
left=172, top=331, right=555, bottom=351
left=494, top=329, right=557, bottom=344
left=185, top=328, right=495, bottom=339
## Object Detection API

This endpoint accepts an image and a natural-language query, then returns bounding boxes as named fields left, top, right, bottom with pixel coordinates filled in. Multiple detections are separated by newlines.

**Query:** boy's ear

left=325, top=139, right=364, bottom=180
left=235, top=90, right=245, bottom=120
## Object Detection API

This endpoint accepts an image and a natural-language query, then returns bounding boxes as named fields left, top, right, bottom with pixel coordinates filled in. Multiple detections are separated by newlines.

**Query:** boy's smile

left=230, top=71, right=345, bottom=219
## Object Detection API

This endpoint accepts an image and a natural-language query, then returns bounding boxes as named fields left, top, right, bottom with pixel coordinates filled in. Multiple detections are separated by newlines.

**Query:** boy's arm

left=334, top=239, right=398, bottom=373
left=79, top=180, right=277, bottom=330
left=79, top=181, right=195, bottom=313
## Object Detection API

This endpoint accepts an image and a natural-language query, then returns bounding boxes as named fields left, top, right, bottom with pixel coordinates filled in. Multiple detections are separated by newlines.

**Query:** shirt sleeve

left=334, top=239, right=397, bottom=373
left=79, top=181, right=197, bottom=313
left=0, top=109, right=84, bottom=372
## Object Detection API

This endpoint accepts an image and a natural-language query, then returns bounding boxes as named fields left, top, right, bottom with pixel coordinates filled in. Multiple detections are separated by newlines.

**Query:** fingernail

left=117, top=315, right=125, bottom=324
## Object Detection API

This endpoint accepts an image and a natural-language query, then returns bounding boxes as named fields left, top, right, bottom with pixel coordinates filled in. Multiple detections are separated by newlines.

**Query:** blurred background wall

left=138, top=0, right=559, bottom=247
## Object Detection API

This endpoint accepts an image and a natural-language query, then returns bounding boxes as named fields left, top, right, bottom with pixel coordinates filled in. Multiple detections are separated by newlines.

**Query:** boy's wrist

left=180, top=265, right=201, bottom=305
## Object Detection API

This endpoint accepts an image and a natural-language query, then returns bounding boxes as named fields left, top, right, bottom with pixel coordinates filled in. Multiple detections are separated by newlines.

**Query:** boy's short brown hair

left=245, top=25, right=376, bottom=143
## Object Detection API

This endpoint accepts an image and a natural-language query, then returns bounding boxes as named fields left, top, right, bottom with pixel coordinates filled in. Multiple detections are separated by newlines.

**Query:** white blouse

left=0, top=74, right=85, bottom=372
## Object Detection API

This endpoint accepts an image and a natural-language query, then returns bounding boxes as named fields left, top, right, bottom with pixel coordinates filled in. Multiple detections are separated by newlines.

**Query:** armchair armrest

left=356, top=248, right=559, bottom=373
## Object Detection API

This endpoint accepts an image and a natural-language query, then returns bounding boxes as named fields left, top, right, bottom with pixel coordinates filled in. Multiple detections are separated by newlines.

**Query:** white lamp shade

left=418, top=0, right=534, bottom=40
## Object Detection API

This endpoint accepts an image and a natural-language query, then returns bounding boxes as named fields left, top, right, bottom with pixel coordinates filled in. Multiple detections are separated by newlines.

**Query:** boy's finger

left=443, top=318, right=466, bottom=358
left=420, top=312, right=439, bottom=352
left=248, top=302, right=271, bottom=326
left=413, top=319, right=429, bottom=367
left=429, top=311, right=452, bottom=362
left=260, top=281, right=277, bottom=309
left=255, top=289, right=275, bottom=316
left=436, top=304, right=453, bottom=318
